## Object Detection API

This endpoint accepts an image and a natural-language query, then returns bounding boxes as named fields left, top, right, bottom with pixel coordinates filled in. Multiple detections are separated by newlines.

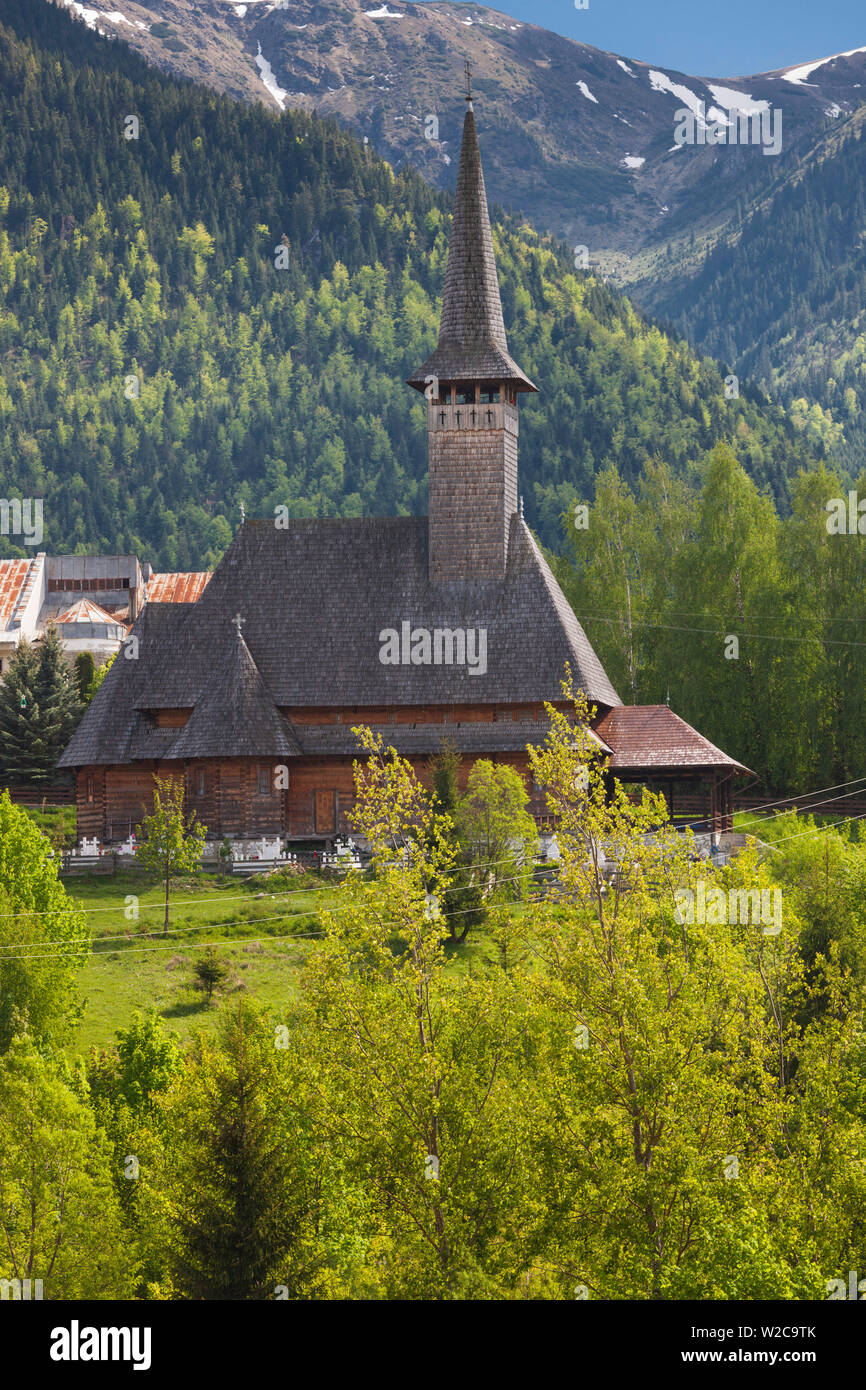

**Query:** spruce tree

left=0, top=641, right=40, bottom=786
left=29, top=626, right=81, bottom=784
left=157, top=1002, right=314, bottom=1300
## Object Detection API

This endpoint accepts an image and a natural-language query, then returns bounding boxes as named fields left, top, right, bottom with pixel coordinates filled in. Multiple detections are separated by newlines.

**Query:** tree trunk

left=163, top=868, right=170, bottom=935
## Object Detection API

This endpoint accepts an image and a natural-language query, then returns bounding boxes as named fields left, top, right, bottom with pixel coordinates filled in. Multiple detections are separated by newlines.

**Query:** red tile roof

left=595, top=705, right=751, bottom=774
left=0, top=558, right=35, bottom=631
left=146, top=572, right=211, bottom=604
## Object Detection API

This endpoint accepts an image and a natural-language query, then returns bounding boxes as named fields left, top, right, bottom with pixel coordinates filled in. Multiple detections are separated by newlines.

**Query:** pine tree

left=0, top=641, right=41, bottom=786
left=29, top=626, right=82, bottom=783
left=156, top=1001, right=315, bottom=1300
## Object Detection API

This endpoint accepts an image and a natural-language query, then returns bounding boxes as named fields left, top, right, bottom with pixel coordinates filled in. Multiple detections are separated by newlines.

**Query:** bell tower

left=408, top=67, right=536, bottom=582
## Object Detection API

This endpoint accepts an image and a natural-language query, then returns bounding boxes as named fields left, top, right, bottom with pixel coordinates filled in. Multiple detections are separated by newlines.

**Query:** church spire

left=407, top=94, right=535, bottom=393
left=413, top=85, right=535, bottom=584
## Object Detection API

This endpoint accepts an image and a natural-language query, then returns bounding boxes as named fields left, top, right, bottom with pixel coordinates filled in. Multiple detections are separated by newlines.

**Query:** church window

left=257, top=768, right=270, bottom=796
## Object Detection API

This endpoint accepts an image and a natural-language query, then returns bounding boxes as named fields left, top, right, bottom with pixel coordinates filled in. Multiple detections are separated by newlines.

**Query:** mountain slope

left=49, top=0, right=866, bottom=262
left=638, top=104, right=866, bottom=471
left=0, top=0, right=823, bottom=570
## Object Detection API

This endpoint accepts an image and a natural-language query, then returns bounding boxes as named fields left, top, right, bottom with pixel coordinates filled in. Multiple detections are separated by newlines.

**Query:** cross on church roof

left=233, top=613, right=243, bottom=637
left=465, top=60, right=472, bottom=104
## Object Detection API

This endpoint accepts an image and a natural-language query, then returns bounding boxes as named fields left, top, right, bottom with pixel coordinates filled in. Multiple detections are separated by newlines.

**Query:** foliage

left=73, top=650, right=96, bottom=703
left=193, top=949, right=229, bottom=1004
left=0, top=791, right=89, bottom=1052
left=0, top=629, right=80, bottom=784
left=555, top=445, right=866, bottom=794
left=86, top=652, right=116, bottom=703
left=0, top=0, right=822, bottom=566
left=135, top=775, right=207, bottom=934
left=304, top=728, right=533, bottom=1296
left=141, top=1001, right=324, bottom=1299
left=456, top=759, right=538, bottom=899
left=0, top=1034, right=132, bottom=1298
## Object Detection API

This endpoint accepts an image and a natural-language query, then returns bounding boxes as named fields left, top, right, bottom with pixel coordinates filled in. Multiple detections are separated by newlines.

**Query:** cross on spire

left=464, top=60, right=472, bottom=104
left=233, top=613, right=244, bottom=638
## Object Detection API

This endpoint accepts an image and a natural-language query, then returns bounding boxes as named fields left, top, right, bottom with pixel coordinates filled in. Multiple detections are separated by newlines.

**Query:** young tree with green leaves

left=300, top=728, right=536, bottom=1297
left=523, top=675, right=829, bottom=1298
left=0, top=1035, right=132, bottom=1299
left=86, top=652, right=116, bottom=703
left=0, top=792, right=89, bottom=1052
left=135, top=775, right=207, bottom=935
left=456, top=759, right=538, bottom=900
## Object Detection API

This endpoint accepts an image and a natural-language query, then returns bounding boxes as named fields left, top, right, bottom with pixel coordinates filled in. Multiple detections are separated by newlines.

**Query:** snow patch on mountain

left=706, top=85, right=769, bottom=115
left=616, top=59, right=634, bottom=76
left=365, top=5, right=405, bottom=16
left=61, top=2, right=133, bottom=28
left=255, top=44, right=288, bottom=109
left=782, top=47, right=866, bottom=85
left=621, top=154, right=645, bottom=168
left=576, top=81, right=598, bottom=104
left=649, top=70, right=728, bottom=126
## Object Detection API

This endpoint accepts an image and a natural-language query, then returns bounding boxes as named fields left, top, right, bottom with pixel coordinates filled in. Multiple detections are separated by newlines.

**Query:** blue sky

left=414, top=0, right=866, bottom=77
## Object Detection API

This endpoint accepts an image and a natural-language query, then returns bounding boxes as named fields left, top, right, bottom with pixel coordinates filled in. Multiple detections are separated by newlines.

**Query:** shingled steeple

left=407, top=97, right=535, bottom=393
left=409, top=81, right=536, bottom=583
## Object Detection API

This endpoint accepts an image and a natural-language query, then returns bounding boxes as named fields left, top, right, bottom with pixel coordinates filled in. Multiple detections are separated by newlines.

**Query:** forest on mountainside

left=0, top=0, right=825, bottom=569
left=647, top=111, right=866, bottom=476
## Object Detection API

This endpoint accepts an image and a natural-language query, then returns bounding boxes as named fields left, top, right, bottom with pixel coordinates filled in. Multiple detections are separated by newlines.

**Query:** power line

left=578, top=612, right=866, bottom=649
left=0, top=851, right=523, bottom=923
left=675, top=777, right=866, bottom=836
left=0, top=870, right=536, bottom=962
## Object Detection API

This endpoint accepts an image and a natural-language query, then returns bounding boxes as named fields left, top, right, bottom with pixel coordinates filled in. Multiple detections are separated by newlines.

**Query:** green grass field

left=21, top=802, right=77, bottom=842
left=62, top=867, right=504, bottom=1055
left=64, top=869, right=337, bottom=1054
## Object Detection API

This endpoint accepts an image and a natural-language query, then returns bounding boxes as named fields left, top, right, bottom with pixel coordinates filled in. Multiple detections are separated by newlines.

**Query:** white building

left=0, top=553, right=210, bottom=675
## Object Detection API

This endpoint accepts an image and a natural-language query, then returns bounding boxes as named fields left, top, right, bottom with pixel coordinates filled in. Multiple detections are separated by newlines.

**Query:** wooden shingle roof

left=595, top=706, right=752, bottom=775
left=167, top=625, right=300, bottom=760
left=59, top=515, right=621, bottom=767
left=407, top=106, right=536, bottom=393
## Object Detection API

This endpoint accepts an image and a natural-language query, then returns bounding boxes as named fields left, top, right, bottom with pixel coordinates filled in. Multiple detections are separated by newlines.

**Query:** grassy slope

left=65, top=869, right=498, bottom=1053
left=67, top=870, right=331, bottom=1053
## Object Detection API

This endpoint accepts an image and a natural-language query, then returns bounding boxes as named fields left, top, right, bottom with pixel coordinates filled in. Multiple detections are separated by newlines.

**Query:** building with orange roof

left=0, top=553, right=211, bottom=675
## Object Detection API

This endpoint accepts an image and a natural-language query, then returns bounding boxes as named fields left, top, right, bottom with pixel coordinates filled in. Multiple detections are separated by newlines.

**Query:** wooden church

left=60, top=93, right=748, bottom=844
